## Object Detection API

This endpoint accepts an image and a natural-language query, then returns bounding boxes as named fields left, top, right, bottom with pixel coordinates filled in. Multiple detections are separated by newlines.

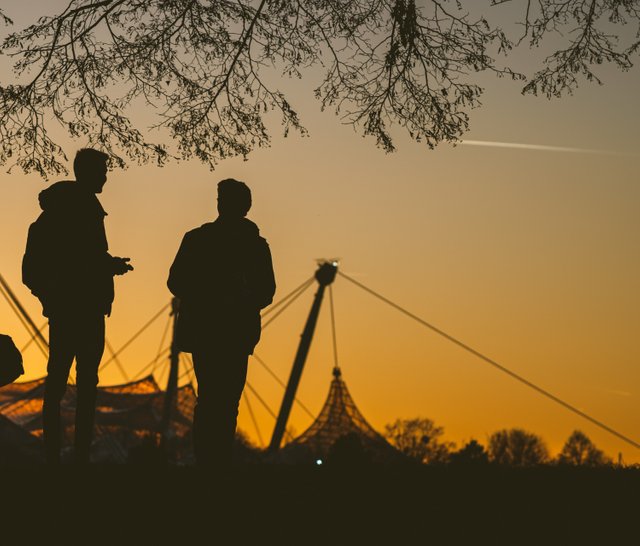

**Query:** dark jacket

left=167, top=217, right=276, bottom=354
left=22, top=181, right=116, bottom=317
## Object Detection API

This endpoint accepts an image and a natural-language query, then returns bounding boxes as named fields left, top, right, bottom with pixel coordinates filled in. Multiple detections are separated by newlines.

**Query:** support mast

left=160, top=297, right=180, bottom=450
left=268, top=261, right=337, bottom=452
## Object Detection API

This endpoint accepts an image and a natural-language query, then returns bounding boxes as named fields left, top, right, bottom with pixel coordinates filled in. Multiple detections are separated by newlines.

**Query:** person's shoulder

left=37, top=180, right=77, bottom=212
left=241, top=218, right=259, bottom=231
left=184, top=218, right=266, bottom=244
left=37, top=180, right=105, bottom=219
left=239, top=218, right=267, bottom=241
left=181, top=222, right=216, bottom=243
left=242, top=219, right=271, bottom=245
left=240, top=219, right=271, bottom=250
left=182, top=219, right=211, bottom=232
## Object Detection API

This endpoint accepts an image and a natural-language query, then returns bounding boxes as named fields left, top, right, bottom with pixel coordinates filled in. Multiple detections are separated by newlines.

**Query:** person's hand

left=112, top=256, right=134, bottom=275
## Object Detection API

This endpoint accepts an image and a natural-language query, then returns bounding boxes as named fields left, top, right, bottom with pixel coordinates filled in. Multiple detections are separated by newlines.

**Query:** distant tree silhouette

left=384, top=417, right=453, bottom=464
left=234, top=429, right=263, bottom=464
left=488, top=428, right=549, bottom=466
left=1, top=1, right=639, bottom=176
left=449, top=439, right=489, bottom=466
left=557, top=430, right=612, bottom=467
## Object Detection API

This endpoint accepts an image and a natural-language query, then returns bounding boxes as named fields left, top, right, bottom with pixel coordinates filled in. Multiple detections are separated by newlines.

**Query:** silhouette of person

left=168, top=178, right=275, bottom=467
left=22, top=148, right=133, bottom=464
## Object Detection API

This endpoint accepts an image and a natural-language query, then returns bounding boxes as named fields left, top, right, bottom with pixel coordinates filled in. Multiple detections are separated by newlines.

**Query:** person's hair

left=73, top=148, right=109, bottom=180
left=217, top=178, right=252, bottom=217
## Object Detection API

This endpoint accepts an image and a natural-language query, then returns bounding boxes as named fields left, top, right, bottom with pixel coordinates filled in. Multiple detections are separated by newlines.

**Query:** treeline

left=230, top=418, right=626, bottom=467
left=383, top=418, right=617, bottom=467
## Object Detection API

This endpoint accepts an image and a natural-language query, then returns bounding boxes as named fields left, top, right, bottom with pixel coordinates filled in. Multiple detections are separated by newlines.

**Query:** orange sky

left=1, top=1, right=639, bottom=463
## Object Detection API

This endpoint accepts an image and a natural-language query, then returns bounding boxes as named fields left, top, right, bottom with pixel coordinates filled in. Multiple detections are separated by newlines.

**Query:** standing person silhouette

left=168, top=179, right=275, bottom=467
left=22, top=148, right=133, bottom=464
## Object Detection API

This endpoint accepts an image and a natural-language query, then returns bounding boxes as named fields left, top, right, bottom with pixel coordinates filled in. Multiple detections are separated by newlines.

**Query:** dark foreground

left=2, top=465, right=638, bottom=544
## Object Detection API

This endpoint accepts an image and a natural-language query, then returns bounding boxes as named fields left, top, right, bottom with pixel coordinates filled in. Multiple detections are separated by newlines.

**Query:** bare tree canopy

left=557, top=430, right=612, bottom=466
left=488, top=428, right=549, bottom=466
left=449, top=438, right=489, bottom=465
left=384, top=417, right=454, bottom=463
left=0, top=1, right=639, bottom=177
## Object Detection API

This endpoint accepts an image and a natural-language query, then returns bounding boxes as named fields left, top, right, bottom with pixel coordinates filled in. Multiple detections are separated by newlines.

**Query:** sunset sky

left=1, top=1, right=639, bottom=462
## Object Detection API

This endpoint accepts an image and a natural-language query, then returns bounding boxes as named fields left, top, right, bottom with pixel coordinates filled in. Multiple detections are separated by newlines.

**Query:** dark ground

left=1, top=465, right=638, bottom=544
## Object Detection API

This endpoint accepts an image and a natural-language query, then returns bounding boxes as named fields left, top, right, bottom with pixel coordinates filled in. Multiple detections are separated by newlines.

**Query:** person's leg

left=214, top=350, right=248, bottom=466
left=192, top=347, right=248, bottom=467
left=74, top=315, right=105, bottom=464
left=192, top=352, right=214, bottom=465
left=43, top=316, right=76, bottom=464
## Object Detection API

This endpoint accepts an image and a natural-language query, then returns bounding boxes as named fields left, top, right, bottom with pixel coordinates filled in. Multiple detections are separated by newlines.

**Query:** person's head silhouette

left=217, top=178, right=251, bottom=219
left=74, top=148, right=110, bottom=193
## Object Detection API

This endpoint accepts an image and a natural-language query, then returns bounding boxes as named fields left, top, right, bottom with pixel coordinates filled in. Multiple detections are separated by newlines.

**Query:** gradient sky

left=1, top=1, right=639, bottom=462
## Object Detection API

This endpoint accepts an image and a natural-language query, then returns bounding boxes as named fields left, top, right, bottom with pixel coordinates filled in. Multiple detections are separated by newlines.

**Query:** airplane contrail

left=460, top=139, right=637, bottom=157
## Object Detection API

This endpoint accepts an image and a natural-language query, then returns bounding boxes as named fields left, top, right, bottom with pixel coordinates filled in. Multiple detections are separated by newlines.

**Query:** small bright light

left=332, top=261, right=338, bottom=266
left=316, top=459, right=323, bottom=465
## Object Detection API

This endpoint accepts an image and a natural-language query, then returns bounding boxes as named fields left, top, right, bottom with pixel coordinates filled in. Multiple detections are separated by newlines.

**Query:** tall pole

left=160, top=297, right=180, bottom=450
left=269, top=262, right=337, bottom=452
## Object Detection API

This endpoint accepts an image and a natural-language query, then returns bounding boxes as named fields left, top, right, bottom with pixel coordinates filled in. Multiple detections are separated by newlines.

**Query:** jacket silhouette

left=23, top=180, right=116, bottom=317
left=168, top=216, right=276, bottom=354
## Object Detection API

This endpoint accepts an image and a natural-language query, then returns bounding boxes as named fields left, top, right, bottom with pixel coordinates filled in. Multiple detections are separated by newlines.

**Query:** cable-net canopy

left=0, top=378, right=45, bottom=406
left=0, top=375, right=196, bottom=463
left=284, top=367, right=400, bottom=463
left=0, top=413, right=44, bottom=463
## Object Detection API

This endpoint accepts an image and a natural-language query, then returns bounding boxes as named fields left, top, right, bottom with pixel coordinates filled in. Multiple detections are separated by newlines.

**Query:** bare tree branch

left=495, top=0, right=640, bottom=97
left=0, top=1, right=638, bottom=178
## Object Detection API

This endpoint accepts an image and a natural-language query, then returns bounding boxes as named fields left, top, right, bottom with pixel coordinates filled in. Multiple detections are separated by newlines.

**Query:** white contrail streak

left=460, top=139, right=636, bottom=157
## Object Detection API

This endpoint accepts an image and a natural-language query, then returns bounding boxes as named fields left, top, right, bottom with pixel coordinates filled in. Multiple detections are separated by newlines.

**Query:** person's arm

left=249, top=238, right=276, bottom=310
left=167, top=232, right=193, bottom=299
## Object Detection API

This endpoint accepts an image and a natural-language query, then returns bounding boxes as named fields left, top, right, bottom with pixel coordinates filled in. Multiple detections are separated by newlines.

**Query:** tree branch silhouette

left=0, top=1, right=638, bottom=177
left=495, top=0, right=640, bottom=96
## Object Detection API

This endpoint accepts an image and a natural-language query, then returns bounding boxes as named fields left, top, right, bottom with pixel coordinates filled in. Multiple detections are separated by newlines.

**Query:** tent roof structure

left=0, top=375, right=196, bottom=463
left=284, top=367, right=400, bottom=463
left=0, top=413, right=44, bottom=464
left=0, top=377, right=44, bottom=406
